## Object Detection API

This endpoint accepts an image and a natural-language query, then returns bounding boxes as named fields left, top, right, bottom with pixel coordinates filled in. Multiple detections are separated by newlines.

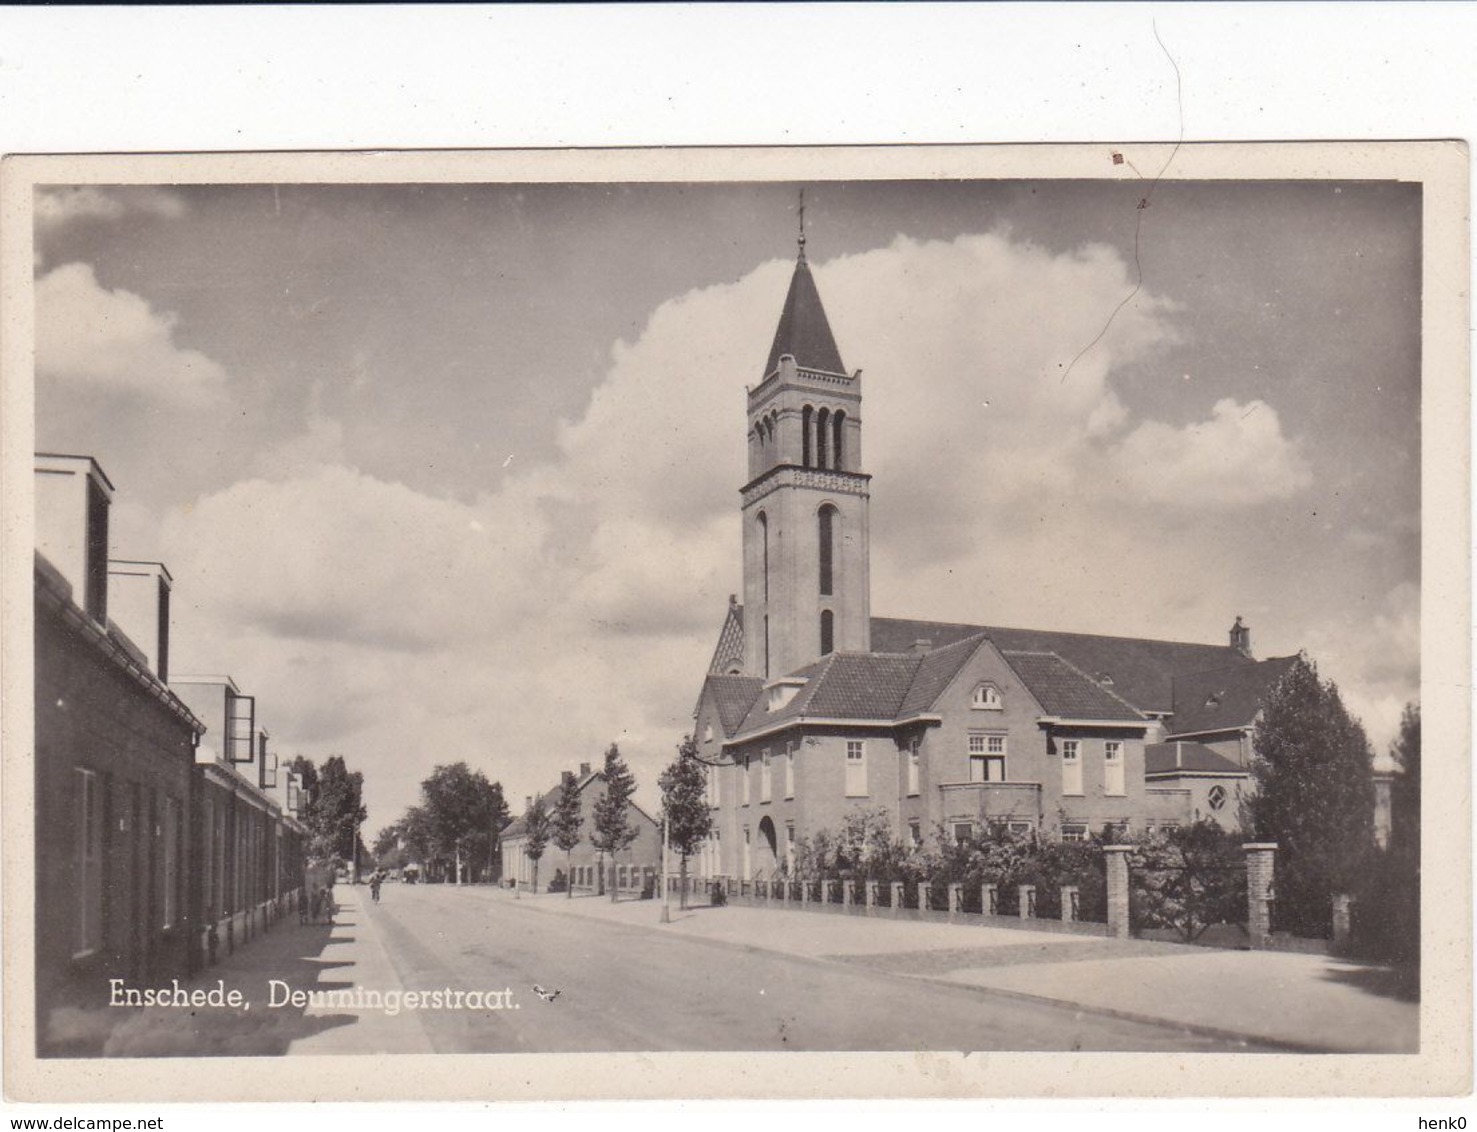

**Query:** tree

left=1246, top=654, right=1376, bottom=938
left=590, top=743, right=638, bottom=901
left=420, top=763, right=510, bottom=885
left=659, top=736, right=713, bottom=909
left=550, top=773, right=585, bottom=899
left=523, top=793, right=552, bottom=893
left=373, top=823, right=402, bottom=861
left=1389, top=702, right=1421, bottom=858
left=296, top=755, right=367, bottom=872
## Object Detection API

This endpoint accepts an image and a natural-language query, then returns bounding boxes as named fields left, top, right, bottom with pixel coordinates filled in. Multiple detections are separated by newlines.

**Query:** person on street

left=370, top=871, right=383, bottom=903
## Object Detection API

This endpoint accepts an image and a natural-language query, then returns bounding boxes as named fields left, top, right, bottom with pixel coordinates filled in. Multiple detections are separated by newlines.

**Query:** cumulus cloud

left=35, top=186, right=186, bottom=232
left=36, top=263, right=228, bottom=405
left=154, top=229, right=1336, bottom=823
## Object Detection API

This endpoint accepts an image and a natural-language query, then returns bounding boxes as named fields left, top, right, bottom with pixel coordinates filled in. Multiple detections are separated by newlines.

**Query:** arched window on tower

left=815, top=408, right=830, bottom=469
left=818, top=505, right=835, bottom=596
left=801, top=405, right=813, bottom=467
left=757, top=511, right=769, bottom=601
left=832, top=410, right=846, bottom=471
left=820, top=609, right=835, bottom=656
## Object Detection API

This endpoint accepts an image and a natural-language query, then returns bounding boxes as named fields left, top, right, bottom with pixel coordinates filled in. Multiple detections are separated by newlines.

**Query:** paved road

left=359, top=884, right=1265, bottom=1052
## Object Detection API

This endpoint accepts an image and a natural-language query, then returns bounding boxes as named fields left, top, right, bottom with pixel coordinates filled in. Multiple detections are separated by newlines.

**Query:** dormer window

left=765, top=676, right=807, bottom=713
left=704, top=722, right=714, bottom=744
left=971, top=682, right=1003, bottom=711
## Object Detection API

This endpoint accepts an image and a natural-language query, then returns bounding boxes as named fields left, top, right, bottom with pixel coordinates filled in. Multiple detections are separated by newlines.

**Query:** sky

left=32, top=176, right=1421, bottom=830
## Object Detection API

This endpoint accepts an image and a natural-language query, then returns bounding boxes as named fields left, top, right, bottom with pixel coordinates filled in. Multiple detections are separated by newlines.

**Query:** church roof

left=763, top=254, right=846, bottom=379
left=709, top=606, right=1256, bottom=722
left=1000, top=650, right=1146, bottom=722
left=871, top=616, right=1252, bottom=716
left=704, top=673, right=765, bottom=736
left=1145, top=741, right=1246, bottom=776
left=1166, top=654, right=1302, bottom=737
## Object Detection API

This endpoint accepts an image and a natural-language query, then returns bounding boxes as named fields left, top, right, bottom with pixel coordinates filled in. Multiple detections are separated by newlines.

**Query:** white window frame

left=952, top=821, right=974, bottom=844
left=971, top=682, right=1003, bottom=711
left=845, top=740, right=867, bottom=797
left=74, top=768, right=103, bottom=957
left=760, top=749, right=772, bottom=803
left=1061, top=823, right=1089, bottom=843
left=969, top=734, right=1007, bottom=782
left=908, top=819, right=922, bottom=847
left=1104, top=740, right=1126, bottom=797
left=906, top=740, right=920, bottom=796
left=784, top=746, right=795, bottom=799
left=740, top=757, right=750, bottom=806
left=1061, top=739, right=1083, bottom=796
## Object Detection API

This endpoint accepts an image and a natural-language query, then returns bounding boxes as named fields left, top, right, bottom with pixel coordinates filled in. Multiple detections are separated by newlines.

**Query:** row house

left=33, top=454, right=308, bottom=1054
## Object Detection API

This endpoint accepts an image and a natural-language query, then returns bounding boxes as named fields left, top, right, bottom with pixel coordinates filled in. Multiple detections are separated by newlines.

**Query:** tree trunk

left=532, top=857, right=540, bottom=895
left=455, top=846, right=464, bottom=886
left=566, top=850, right=573, bottom=898
left=679, top=853, right=689, bottom=911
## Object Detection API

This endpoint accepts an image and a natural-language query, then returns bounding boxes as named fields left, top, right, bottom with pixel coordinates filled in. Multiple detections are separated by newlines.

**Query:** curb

left=490, top=891, right=1314, bottom=1053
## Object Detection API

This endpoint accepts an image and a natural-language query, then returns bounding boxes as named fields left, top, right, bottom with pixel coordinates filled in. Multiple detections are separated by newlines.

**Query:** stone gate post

left=1104, top=844, right=1133, bottom=940
left=1243, top=842, right=1277, bottom=950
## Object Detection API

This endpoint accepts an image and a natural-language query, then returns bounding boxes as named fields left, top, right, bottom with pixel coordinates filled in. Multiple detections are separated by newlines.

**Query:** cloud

left=35, top=187, right=186, bottom=232
left=147, top=229, right=1345, bottom=827
left=36, top=262, right=228, bottom=405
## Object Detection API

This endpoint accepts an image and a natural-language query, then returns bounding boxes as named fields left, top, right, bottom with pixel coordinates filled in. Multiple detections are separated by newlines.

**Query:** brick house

left=686, top=241, right=1320, bottom=880
left=500, top=763, right=660, bottom=894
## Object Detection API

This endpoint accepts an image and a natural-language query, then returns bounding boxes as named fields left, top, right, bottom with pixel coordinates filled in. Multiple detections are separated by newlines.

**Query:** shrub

left=710, top=884, right=728, bottom=907
left=1129, top=821, right=1245, bottom=941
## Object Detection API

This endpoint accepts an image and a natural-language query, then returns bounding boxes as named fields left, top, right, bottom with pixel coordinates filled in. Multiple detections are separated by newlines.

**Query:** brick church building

left=691, top=233, right=1299, bottom=882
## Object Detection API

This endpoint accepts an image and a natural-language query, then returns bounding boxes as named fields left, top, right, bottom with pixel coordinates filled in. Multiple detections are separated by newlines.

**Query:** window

left=971, top=682, right=1003, bottom=711
left=820, top=609, right=834, bottom=656
left=1104, top=741, right=1125, bottom=796
left=1061, top=739, right=1083, bottom=795
left=818, top=506, right=835, bottom=596
left=968, top=734, right=1006, bottom=782
left=760, top=750, right=772, bottom=803
left=740, top=758, right=750, bottom=806
left=162, top=795, right=179, bottom=929
left=1208, top=784, right=1228, bottom=811
left=74, top=768, right=103, bottom=956
left=705, top=765, right=719, bottom=809
left=704, top=722, right=714, bottom=744
left=1061, top=823, right=1089, bottom=843
left=906, top=740, right=920, bottom=796
left=226, top=692, right=255, bottom=764
left=908, top=819, right=922, bottom=847
left=845, top=741, right=867, bottom=796
left=784, top=746, right=795, bottom=799
left=784, top=822, right=795, bottom=870
left=742, top=827, right=752, bottom=880
left=952, top=822, right=974, bottom=845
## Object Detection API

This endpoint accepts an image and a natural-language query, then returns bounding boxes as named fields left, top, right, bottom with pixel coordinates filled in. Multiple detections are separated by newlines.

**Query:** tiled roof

left=1167, top=655, right=1301, bottom=736
left=706, top=599, right=746, bottom=675
left=763, top=255, right=846, bottom=378
left=500, top=770, right=597, bottom=839
left=704, top=674, right=764, bottom=736
left=1000, top=651, right=1146, bottom=722
left=1145, top=741, right=1245, bottom=776
left=732, top=652, right=921, bottom=737
left=898, top=634, right=988, bottom=716
left=872, top=616, right=1252, bottom=715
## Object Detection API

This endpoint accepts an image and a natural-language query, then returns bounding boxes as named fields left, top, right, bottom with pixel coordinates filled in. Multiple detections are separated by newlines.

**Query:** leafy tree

left=658, top=736, right=713, bottom=909
left=1246, top=654, right=1376, bottom=938
left=1389, top=702, right=1421, bottom=858
left=373, top=823, right=401, bottom=861
left=550, top=773, right=585, bottom=899
left=295, top=755, right=367, bottom=871
left=590, top=743, right=638, bottom=900
left=523, top=794, right=552, bottom=893
left=1351, top=702, right=1420, bottom=970
left=421, top=762, right=510, bottom=885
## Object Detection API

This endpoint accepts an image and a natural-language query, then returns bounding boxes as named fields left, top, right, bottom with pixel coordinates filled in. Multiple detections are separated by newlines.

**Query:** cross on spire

left=797, top=188, right=806, bottom=261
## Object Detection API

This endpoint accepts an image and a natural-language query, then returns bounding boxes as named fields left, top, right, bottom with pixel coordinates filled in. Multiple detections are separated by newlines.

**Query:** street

left=286, top=883, right=1261, bottom=1053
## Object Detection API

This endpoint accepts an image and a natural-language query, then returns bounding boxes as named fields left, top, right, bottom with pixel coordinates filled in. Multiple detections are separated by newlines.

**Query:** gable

left=1167, top=655, right=1301, bottom=736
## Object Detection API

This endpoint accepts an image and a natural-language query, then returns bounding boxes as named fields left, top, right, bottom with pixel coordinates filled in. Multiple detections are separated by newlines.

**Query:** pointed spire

left=763, top=197, right=845, bottom=378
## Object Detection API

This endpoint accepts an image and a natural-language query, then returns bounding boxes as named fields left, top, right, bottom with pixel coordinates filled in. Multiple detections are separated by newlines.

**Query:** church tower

left=741, top=223, right=871, bottom=678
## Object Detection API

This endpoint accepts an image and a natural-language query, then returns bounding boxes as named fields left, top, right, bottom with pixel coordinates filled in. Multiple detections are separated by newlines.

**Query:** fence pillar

left=801, top=879, right=810, bottom=907
left=1243, top=842, right=1278, bottom=950
left=1018, top=884, right=1036, bottom=919
left=866, top=880, right=879, bottom=910
left=890, top=881, right=904, bottom=915
left=982, top=883, right=998, bottom=917
left=1060, top=885, right=1079, bottom=923
left=1104, top=844, right=1132, bottom=940
left=1332, top=892, right=1352, bottom=947
left=841, top=877, right=852, bottom=909
left=948, top=883, right=962, bottom=916
left=916, top=881, right=929, bottom=914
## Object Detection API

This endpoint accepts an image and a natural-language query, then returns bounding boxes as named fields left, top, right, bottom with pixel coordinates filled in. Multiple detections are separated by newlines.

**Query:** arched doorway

left=757, top=816, right=780, bottom=876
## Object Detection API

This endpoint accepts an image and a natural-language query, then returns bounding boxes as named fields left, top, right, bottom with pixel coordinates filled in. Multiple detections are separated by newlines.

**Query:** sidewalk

left=85, top=886, right=433, bottom=1056
left=497, top=888, right=1420, bottom=1053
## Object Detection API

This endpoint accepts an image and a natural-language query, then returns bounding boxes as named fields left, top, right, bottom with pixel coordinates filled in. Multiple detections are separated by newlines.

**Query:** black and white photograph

left=2, top=140, right=1467, bottom=1106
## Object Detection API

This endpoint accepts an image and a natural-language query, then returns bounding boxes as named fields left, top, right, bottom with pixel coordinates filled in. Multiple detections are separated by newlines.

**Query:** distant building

left=500, top=762, right=660, bottom=895
left=687, top=239, right=1362, bottom=880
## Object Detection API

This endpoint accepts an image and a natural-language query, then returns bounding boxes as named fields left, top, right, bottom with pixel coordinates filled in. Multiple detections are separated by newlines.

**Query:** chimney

left=35, top=454, right=114, bottom=623
left=1229, top=616, right=1253, bottom=658
left=107, top=560, right=173, bottom=681
left=562, top=770, right=575, bottom=787
left=579, top=761, right=591, bottom=777
left=728, top=593, right=738, bottom=608
left=524, top=795, right=533, bottom=812
left=911, top=639, right=932, bottom=654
